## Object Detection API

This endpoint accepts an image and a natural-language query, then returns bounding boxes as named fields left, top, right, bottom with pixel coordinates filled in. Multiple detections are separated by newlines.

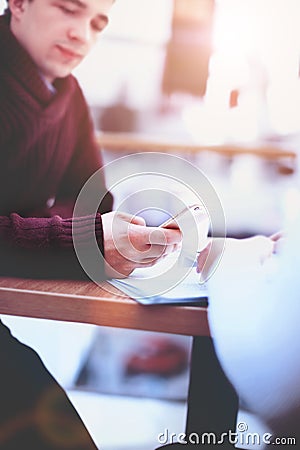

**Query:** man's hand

left=102, top=211, right=182, bottom=278
left=196, top=235, right=276, bottom=280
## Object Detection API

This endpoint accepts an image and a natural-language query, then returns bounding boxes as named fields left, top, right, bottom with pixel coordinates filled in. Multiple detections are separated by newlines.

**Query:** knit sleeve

left=0, top=213, right=107, bottom=280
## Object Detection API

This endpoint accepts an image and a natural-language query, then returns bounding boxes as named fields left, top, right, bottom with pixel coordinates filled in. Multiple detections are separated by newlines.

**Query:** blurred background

left=74, top=0, right=300, bottom=237
left=1, top=0, right=300, bottom=448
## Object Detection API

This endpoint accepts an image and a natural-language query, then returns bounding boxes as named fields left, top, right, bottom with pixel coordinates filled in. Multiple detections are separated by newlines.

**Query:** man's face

left=9, top=0, right=114, bottom=82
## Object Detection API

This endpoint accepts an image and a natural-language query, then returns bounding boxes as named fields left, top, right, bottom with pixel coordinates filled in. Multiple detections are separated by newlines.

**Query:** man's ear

left=8, top=0, right=26, bottom=19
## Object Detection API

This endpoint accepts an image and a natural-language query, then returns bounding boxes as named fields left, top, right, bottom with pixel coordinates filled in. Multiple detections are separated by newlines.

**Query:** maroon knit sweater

left=0, top=15, right=113, bottom=279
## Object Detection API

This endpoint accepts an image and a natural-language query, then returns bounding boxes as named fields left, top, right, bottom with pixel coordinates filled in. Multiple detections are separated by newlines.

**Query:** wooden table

left=0, top=277, right=210, bottom=337
left=0, top=278, right=241, bottom=443
left=97, top=132, right=297, bottom=162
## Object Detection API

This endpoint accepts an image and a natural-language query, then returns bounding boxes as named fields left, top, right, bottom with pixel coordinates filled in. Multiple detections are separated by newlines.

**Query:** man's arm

left=0, top=212, right=105, bottom=279
left=0, top=211, right=182, bottom=279
left=0, top=81, right=181, bottom=279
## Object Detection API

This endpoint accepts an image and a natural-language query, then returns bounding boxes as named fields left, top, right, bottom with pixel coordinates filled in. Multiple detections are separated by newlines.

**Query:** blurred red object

left=125, top=337, right=189, bottom=377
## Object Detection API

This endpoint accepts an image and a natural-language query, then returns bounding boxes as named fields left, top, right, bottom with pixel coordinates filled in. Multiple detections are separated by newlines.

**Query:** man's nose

left=68, top=20, right=91, bottom=44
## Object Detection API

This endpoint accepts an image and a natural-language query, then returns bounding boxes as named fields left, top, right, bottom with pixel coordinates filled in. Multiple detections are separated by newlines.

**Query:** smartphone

left=159, top=204, right=207, bottom=229
left=160, top=204, right=210, bottom=253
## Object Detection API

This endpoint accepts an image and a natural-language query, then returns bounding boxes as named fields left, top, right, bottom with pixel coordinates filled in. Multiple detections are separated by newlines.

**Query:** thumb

left=114, top=211, right=146, bottom=226
left=129, top=214, right=146, bottom=227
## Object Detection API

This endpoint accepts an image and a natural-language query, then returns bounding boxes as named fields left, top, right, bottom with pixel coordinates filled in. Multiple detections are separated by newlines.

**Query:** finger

left=156, top=243, right=178, bottom=256
left=196, top=241, right=212, bottom=273
left=269, top=230, right=287, bottom=253
left=269, top=230, right=285, bottom=242
left=273, top=237, right=286, bottom=254
left=144, top=227, right=182, bottom=245
left=116, top=211, right=146, bottom=226
left=130, top=215, right=146, bottom=226
left=132, top=243, right=165, bottom=260
left=137, top=243, right=176, bottom=260
left=137, top=254, right=168, bottom=268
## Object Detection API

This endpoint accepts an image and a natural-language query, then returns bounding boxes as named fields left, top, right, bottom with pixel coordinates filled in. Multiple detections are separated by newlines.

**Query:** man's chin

left=52, top=68, right=74, bottom=80
left=42, top=64, right=76, bottom=82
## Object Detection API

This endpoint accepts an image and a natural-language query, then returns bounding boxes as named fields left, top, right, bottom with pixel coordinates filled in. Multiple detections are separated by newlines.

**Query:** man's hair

left=4, top=9, right=11, bottom=21
left=4, top=1, right=11, bottom=19
left=4, top=0, right=114, bottom=20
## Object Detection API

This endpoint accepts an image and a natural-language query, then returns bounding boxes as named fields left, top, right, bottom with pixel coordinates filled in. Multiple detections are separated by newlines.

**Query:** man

left=0, top=0, right=181, bottom=448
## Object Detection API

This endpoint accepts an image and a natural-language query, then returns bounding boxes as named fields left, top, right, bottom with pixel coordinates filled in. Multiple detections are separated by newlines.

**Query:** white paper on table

left=107, top=252, right=208, bottom=306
